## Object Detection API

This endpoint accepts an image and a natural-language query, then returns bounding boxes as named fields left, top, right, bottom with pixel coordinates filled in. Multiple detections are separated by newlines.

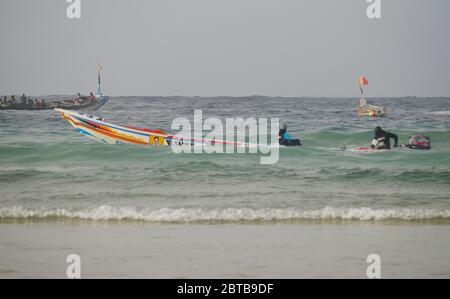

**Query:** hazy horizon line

left=1, top=94, right=449, bottom=99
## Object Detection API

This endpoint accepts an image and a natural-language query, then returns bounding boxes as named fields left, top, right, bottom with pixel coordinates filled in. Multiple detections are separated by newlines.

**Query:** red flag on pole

left=359, top=76, right=369, bottom=86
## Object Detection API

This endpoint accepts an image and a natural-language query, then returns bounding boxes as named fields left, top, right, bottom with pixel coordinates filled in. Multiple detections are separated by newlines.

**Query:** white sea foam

left=426, top=111, right=450, bottom=116
left=1, top=206, right=450, bottom=222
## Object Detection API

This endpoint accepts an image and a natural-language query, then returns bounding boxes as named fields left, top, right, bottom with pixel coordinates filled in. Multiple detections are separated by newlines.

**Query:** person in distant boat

left=278, top=124, right=302, bottom=146
left=10, top=95, right=16, bottom=107
left=27, top=97, right=33, bottom=107
left=88, top=92, right=95, bottom=103
left=34, top=99, right=41, bottom=110
left=1, top=96, right=7, bottom=107
left=21, top=93, right=27, bottom=106
left=77, top=92, right=83, bottom=102
left=371, top=126, right=398, bottom=150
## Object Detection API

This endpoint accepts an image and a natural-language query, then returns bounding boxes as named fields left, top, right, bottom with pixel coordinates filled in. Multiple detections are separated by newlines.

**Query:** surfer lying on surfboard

left=371, top=126, right=398, bottom=150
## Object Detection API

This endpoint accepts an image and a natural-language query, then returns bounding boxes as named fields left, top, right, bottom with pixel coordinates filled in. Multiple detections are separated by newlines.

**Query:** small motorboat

left=56, top=109, right=170, bottom=145
left=357, top=76, right=387, bottom=117
left=1, top=64, right=109, bottom=111
left=358, top=104, right=387, bottom=117
left=0, top=95, right=109, bottom=111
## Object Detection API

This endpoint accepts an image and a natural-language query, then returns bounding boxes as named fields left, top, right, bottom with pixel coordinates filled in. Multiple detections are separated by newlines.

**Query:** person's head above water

left=374, top=126, right=385, bottom=137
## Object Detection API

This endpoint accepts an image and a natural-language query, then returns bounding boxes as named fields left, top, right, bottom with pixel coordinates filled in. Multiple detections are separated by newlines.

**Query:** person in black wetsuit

left=371, top=126, right=398, bottom=150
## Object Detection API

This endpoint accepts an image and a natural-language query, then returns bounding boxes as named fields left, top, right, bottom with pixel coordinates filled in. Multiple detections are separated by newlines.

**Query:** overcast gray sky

left=1, top=0, right=449, bottom=97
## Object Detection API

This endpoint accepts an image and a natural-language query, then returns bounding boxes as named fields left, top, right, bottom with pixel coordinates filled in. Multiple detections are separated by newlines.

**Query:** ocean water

left=1, top=96, right=450, bottom=223
left=1, top=96, right=450, bottom=278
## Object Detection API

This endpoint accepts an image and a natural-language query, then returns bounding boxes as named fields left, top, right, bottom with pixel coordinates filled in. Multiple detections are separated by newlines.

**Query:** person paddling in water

left=279, top=124, right=302, bottom=146
left=371, top=126, right=398, bottom=150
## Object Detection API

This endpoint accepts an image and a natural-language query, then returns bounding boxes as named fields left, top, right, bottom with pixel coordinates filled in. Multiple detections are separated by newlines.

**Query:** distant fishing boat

left=0, top=64, right=109, bottom=111
left=357, top=76, right=387, bottom=117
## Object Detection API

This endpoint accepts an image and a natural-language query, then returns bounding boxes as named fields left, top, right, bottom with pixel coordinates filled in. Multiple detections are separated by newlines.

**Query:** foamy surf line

left=1, top=206, right=450, bottom=223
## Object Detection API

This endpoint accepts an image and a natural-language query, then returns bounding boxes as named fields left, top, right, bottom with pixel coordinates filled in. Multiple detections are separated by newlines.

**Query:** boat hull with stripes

left=56, top=109, right=275, bottom=149
left=56, top=109, right=170, bottom=145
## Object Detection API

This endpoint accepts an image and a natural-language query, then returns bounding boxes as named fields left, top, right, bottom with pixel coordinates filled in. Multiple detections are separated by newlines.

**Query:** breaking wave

left=1, top=206, right=450, bottom=223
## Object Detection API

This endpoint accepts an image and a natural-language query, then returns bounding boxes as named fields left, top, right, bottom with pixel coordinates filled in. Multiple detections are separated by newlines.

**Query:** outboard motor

left=405, top=135, right=431, bottom=150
